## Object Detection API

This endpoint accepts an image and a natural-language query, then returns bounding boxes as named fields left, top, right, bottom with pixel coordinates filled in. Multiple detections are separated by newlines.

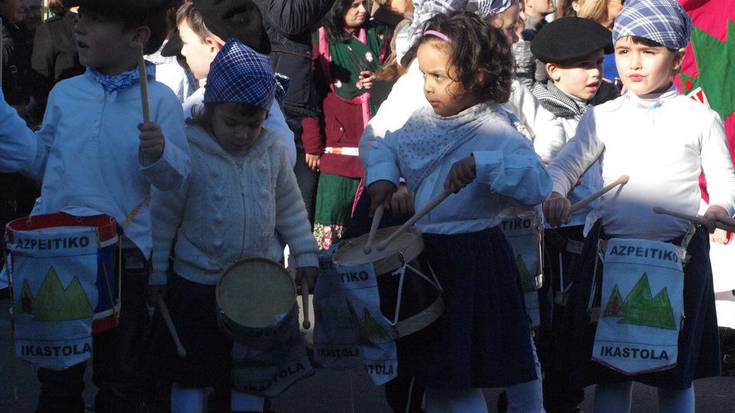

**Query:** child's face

left=547, top=49, right=604, bottom=101
left=178, top=20, right=220, bottom=81
left=211, top=103, right=267, bottom=156
left=487, top=3, right=521, bottom=45
left=615, top=37, right=684, bottom=96
left=418, top=41, right=478, bottom=117
left=344, top=0, right=368, bottom=30
left=74, top=9, right=142, bottom=75
left=525, top=0, right=555, bottom=18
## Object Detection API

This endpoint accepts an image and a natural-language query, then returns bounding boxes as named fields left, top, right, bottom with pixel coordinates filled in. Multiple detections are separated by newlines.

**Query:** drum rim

left=333, top=226, right=424, bottom=270
left=5, top=213, right=119, bottom=243
left=216, top=257, right=296, bottom=329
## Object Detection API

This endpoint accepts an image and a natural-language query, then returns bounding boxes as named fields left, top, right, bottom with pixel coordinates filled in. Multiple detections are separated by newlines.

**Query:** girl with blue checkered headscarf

left=149, top=39, right=320, bottom=411
left=544, top=1, right=735, bottom=412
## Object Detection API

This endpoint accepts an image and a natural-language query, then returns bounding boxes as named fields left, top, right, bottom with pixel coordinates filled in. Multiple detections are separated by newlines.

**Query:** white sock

left=505, top=334, right=545, bottom=413
left=594, top=381, right=633, bottom=413
left=170, top=384, right=206, bottom=413
left=231, top=389, right=265, bottom=412
left=657, top=385, right=695, bottom=413
left=424, top=387, right=488, bottom=413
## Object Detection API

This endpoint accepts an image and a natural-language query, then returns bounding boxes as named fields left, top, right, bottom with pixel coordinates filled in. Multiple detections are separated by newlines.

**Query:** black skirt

left=147, top=273, right=233, bottom=388
left=413, top=226, right=538, bottom=389
left=562, top=221, right=721, bottom=389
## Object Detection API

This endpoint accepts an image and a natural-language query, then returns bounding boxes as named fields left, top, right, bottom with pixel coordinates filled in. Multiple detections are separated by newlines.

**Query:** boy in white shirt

left=544, top=1, right=735, bottom=412
left=0, top=1, right=190, bottom=412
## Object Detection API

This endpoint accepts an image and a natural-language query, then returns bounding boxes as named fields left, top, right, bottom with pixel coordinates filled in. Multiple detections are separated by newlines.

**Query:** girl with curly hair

left=366, top=11, right=551, bottom=413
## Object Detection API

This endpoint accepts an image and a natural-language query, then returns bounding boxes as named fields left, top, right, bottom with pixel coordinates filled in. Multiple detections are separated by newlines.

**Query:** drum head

left=216, top=258, right=295, bottom=329
left=334, top=226, right=423, bottom=269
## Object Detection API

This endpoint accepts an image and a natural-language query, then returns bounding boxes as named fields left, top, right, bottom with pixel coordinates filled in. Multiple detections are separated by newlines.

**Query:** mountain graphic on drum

left=18, top=267, right=94, bottom=321
left=603, top=273, right=677, bottom=330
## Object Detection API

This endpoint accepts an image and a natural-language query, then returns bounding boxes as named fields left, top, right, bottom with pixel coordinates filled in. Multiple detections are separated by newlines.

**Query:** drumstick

left=300, top=277, right=311, bottom=330
left=138, top=46, right=150, bottom=123
left=652, top=207, right=735, bottom=233
left=376, top=191, right=451, bottom=251
left=156, top=294, right=187, bottom=358
left=569, top=175, right=629, bottom=213
left=363, top=204, right=385, bottom=254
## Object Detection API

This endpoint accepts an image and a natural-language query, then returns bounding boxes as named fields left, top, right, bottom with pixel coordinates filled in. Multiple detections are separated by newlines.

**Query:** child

left=529, top=16, right=614, bottom=413
left=149, top=38, right=319, bottom=413
left=0, top=1, right=191, bottom=412
left=543, top=1, right=735, bottom=412
left=167, top=0, right=296, bottom=166
left=366, top=12, right=550, bottom=413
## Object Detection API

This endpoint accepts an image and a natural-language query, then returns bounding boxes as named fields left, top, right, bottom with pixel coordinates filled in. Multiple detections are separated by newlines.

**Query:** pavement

left=1, top=295, right=734, bottom=413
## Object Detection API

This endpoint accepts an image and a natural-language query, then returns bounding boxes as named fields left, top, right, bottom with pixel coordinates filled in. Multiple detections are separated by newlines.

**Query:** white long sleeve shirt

left=548, top=85, right=735, bottom=240
left=22, top=72, right=191, bottom=257
left=366, top=103, right=551, bottom=235
left=0, top=88, right=37, bottom=172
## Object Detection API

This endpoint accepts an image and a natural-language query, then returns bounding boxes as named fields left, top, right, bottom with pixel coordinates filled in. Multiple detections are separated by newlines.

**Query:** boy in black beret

left=529, top=16, right=616, bottom=413
left=0, top=1, right=190, bottom=412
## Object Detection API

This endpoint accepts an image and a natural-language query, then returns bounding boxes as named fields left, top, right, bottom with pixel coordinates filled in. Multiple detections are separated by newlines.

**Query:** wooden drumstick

left=569, top=175, right=629, bottom=213
left=300, top=278, right=311, bottom=330
left=652, top=207, right=735, bottom=233
left=363, top=204, right=385, bottom=254
left=376, top=191, right=451, bottom=251
left=138, top=46, right=150, bottom=123
left=156, top=294, right=187, bottom=358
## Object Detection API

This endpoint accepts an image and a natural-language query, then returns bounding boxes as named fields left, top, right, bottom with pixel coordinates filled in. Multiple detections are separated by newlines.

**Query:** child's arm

left=364, top=131, right=402, bottom=214
left=139, top=91, right=191, bottom=191
left=533, top=109, right=568, bottom=162
left=149, top=177, right=190, bottom=290
left=700, top=112, right=735, bottom=225
left=0, top=88, right=39, bottom=173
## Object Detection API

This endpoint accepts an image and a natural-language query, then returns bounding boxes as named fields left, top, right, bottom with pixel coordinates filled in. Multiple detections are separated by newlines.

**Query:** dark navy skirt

left=562, top=222, right=721, bottom=389
left=147, top=273, right=233, bottom=388
left=414, top=226, right=538, bottom=389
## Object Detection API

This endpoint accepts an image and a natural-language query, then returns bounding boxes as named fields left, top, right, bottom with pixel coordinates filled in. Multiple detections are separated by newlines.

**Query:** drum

left=5, top=213, right=120, bottom=369
left=6, top=213, right=121, bottom=333
left=332, top=226, right=444, bottom=340
left=216, top=258, right=298, bottom=350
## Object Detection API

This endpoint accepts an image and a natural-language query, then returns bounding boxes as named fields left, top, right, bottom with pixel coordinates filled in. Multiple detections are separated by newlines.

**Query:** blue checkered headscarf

left=204, top=39, right=276, bottom=110
left=613, top=0, right=692, bottom=50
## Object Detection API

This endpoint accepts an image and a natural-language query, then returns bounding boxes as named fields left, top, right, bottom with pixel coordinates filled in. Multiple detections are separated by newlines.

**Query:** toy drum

left=216, top=258, right=298, bottom=350
left=333, top=226, right=444, bottom=340
left=6, top=213, right=121, bottom=333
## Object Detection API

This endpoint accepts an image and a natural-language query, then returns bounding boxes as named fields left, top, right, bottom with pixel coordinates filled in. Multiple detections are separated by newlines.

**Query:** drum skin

left=216, top=258, right=297, bottom=344
left=333, top=226, right=424, bottom=274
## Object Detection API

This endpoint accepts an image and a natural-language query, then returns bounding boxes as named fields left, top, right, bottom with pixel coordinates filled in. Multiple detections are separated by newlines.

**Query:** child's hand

left=710, top=228, right=730, bottom=244
left=305, top=153, right=320, bottom=171
left=295, top=266, right=319, bottom=292
left=703, top=204, right=735, bottom=234
left=357, top=71, right=376, bottom=90
left=390, top=182, right=415, bottom=215
left=138, top=122, right=165, bottom=166
left=444, top=155, right=476, bottom=193
left=543, top=191, right=571, bottom=227
left=367, top=180, right=397, bottom=216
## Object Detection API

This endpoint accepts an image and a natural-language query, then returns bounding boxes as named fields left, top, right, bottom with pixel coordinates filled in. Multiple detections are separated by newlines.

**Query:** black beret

left=531, top=17, right=614, bottom=65
left=65, top=0, right=174, bottom=18
left=162, top=0, right=270, bottom=57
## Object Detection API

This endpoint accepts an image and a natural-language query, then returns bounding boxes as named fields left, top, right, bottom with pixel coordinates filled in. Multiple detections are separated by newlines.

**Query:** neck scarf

left=532, top=82, right=590, bottom=119
left=86, top=63, right=155, bottom=94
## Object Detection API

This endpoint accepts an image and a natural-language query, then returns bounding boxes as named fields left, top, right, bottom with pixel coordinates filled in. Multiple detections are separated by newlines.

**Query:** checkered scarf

left=532, top=82, right=589, bottom=120
left=613, top=0, right=692, bottom=50
left=396, top=0, right=514, bottom=58
left=204, top=39, right=278, bottom=110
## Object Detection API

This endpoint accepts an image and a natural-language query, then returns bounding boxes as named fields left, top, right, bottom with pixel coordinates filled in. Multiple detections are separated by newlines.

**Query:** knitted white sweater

left=150, top=125, right=318, bottom=285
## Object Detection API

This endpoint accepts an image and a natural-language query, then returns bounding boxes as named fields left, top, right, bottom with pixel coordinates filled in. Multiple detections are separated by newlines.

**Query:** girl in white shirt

left=367, top=12, right=550, bottom=413
left=543, top=1, right=735, bottom=412
left=148, top=39, right=318, bottom=413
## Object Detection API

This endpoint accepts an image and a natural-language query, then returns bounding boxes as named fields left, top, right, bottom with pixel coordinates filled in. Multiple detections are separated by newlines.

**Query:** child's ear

left=671, top=47, right=686, bottom=74
left=204, top=34, right=226, bottom=53
left=546, top=62, right=560, bottom=82
left=129, top=26, right=152, bottom=52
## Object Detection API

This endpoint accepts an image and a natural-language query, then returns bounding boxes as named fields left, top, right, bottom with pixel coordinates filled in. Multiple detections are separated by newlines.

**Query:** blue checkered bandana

left=204, top=39, right=276, bottom=110
left=613, top=0, right=692, bottom=50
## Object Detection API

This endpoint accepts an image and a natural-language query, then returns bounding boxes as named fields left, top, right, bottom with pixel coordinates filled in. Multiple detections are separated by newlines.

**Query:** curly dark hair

left=323, top=0, right=365, bottom=42
left=417, top=11, right=514, bottom=104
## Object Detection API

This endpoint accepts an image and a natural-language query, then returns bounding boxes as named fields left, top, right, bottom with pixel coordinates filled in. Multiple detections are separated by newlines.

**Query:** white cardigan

left=150, top=125, right=318, bottom=285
